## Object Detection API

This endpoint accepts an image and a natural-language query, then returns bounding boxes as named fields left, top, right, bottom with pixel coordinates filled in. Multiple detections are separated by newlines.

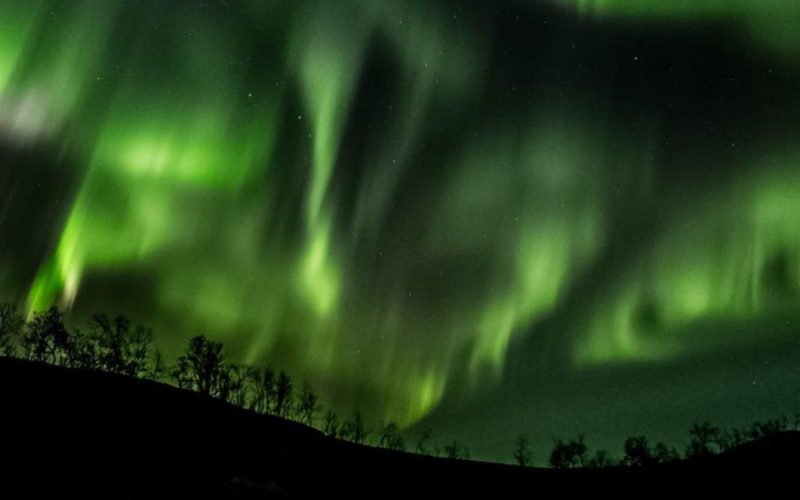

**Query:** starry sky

left=2, top=0, right=800, bottom=463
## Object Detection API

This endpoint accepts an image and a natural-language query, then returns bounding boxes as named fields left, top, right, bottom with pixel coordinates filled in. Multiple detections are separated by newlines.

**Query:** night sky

left=2, top=0, right=800, bottom=463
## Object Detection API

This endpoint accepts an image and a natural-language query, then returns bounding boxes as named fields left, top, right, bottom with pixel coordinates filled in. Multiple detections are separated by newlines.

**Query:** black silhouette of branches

left=0, top=302, right=23, bottom=356
left=513, top=435, right=532, bottom=467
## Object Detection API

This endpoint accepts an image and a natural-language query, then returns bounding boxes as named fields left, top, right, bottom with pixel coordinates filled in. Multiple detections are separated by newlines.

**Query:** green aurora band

left=1, top=0, right=800, bottom=427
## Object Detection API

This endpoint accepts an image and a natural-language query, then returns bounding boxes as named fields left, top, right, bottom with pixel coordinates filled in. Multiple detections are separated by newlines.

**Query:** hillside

left=0, top=357, right=796, bottom=499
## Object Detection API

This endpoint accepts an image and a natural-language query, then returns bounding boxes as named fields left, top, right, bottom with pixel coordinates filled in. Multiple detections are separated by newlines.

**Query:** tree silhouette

left=322, top=410, right=340, bottom=438
left=225, top=364, right=250, bottom=407
left=686, top=421, right=719, bottom=458
left=444, top=440, right=470, bottom=460
left=62, top=328, right=99, bottom=370
left=296, top=383, right=321, bottom=426
left=126, top=325, right=155, bottom=378
left=414, top=429, right=433, bottom=455
left=0, top=302, right=23, bottom=356
left=587, top=450, right=616, bottom=468
left=747, top=417, right=789, bottom=440
left=19, top=306, right=69, bottom=364
left=248, top=366, right=276, bottom=414
left=144, top=349, right=168, bottom=381
left=172, top=335, right=226, bottom=396
left=513, top=435, right=532, bottom=467
left=90, top=314, right=154, bottom=377
left=274, top=371, right=294, bottom=418
left=90, top=314, right=132, bottom=374
left=653, top=442, right=679, bottom=463
left=378, top=422, right=406, bottom=451
left=622, top=436, right=654, bottom=467
left=352, top=411, right=370, bottom=445
left=339, top=419, right=355, bottom=442
left=549, top=435, right=588, bottom=468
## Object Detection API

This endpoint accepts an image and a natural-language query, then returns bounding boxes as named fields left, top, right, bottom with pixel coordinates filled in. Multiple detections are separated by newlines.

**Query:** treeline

left=0, top=303, right=467, bottom=457
left=530, top=415, right=798, bottom=469
left=1, top=303, right=796, bottom=467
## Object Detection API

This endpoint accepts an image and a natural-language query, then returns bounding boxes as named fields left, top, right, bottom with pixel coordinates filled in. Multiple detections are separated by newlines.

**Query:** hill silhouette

left=0, top=357, right=796, bottom=499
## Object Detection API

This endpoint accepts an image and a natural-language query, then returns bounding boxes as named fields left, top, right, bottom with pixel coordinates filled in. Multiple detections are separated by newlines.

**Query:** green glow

left=562, top=0, right=800, bottom=58
left=4, top=0, right=800, bottom=430
left=301, top=219, right=341, bottom=317
left=0, top=2, right=42, bottom=94
left=576, top=156, right=800, bottom=366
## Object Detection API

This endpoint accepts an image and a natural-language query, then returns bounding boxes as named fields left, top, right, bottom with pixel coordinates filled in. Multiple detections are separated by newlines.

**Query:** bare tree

left=62, top=328, right=99, bottom=369
left=378, top=422, right=406, bottom=451
left=414, top=429, right=433, bottom=455
left=296, top=383, right=321, bottom=426
left=225, top=364, right=250, bottom=407
left=90, top=314, right=154, bottom=377
left=322, top=410, right=340, bottom=438
left=513, top=435, right=532, bottom=467
left=171, top=335, right=227, bottom=396
left=347, top=411, right=369, bottom=445
left=274, top=371, right=294, bottom=418
left=126, top=326, right=154, bottom=378
left=0, top=303, right=23, bottom=356
left=339, top=420, right=356, bottom=442
left=248, top=366, right=276, bottom=414
left=91, top=314, right=132, bottom=374
left=19, top=307, right=70, bottom=364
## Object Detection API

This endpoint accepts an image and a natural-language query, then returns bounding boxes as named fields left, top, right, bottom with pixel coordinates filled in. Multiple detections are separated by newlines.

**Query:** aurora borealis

left=2, top=0, right=800, bottom=462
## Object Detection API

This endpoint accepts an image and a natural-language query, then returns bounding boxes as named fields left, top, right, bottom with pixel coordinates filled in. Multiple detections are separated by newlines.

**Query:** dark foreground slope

left=0, top=357, right=797, bottom=499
